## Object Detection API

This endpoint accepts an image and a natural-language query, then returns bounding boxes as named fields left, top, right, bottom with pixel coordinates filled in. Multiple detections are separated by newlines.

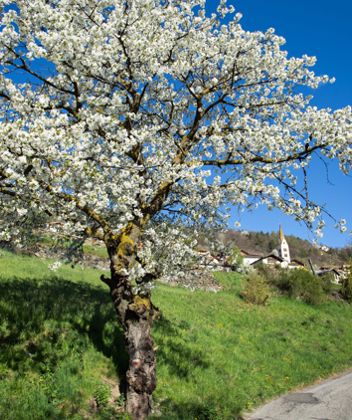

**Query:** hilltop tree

left=0, top=1, right=351, bottom=418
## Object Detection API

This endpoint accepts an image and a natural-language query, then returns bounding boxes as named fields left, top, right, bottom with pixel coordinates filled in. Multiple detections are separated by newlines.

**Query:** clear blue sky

left=207, top=0, right=352, bottom=248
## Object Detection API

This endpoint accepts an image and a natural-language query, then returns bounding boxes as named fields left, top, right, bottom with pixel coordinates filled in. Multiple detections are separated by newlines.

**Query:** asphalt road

left=246, top=371, right=352, bottom=420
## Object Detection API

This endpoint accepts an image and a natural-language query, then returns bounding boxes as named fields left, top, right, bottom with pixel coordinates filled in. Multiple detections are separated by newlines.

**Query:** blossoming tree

left=0, top=0, right=351, bottom=417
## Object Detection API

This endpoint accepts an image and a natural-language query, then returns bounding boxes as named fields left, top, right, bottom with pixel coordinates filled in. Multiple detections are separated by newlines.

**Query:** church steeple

left=279, top=225, right=291, bottom=263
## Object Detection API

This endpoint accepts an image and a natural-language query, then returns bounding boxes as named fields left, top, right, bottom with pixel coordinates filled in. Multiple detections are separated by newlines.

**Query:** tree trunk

left=110, top=275, right=156, bottom=420
left=104, top=223, right=157, bottom=420
left=125, top=302, right=156, bottom=418
left=108, top=275, right=157, bottom=420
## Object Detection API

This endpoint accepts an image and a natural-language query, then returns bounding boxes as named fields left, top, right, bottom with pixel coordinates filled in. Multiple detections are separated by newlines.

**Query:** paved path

left=246, top=371, right=352, bottom=420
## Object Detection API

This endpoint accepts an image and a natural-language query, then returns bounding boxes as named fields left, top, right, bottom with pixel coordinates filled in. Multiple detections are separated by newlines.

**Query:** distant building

left=316, top=267, right=343, bottom=284
left=241, top=226, right=304, bottom=269
left=279, top=225, right=291, bottom=263
left=238, top=227, right=349, bottom=284
left=196, top=247, right=231, bottom=271
left=251, top=253, right=285, bottom=268
left=240, top=249, right=262, bottom=266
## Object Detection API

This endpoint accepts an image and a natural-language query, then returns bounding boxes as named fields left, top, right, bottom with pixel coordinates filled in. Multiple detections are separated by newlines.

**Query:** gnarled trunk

left=125, top=301, right=156, bottom=418
left=103, top=222, right=156, bottom=419
left=108, top=274, right=157, bottom=420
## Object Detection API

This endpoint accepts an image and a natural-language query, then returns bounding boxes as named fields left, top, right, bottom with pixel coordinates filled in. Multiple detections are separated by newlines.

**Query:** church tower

left=279, top=225, right=291, bottom=263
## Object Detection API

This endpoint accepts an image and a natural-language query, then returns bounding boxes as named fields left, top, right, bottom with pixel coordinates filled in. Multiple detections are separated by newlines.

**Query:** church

left=241, top=226, right=304, bottom=269
left=278, top=225, right=291, bottom=263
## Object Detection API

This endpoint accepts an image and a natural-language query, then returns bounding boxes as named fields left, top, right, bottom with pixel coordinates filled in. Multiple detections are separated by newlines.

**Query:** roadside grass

left=152, top=283, right=352, bottom=418
left=1, top=251, right=352, bottom=419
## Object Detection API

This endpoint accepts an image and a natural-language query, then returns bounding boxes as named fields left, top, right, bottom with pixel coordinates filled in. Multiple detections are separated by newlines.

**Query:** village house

left=239, top=249, right=263, bottom=266
left=196, top=247, right=232, bottom=271
left=316, top=267, right=343, bottom=284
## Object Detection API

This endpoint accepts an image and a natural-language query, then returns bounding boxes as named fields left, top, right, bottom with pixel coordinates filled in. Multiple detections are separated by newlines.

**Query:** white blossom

left=0, top=0, right=350, bottom=283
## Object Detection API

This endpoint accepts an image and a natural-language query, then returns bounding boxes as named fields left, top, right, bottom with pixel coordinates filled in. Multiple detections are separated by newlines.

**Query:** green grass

left=0, top=249, right=106, bottom=285
left=1, top=251, right=352, bottom=419
left=82, top=244, right=108, bottom=259
left=22, top=232, right=108, bottom=259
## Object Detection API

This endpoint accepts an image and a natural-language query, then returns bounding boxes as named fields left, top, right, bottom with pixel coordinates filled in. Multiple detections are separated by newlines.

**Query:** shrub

left=240, top=272, right=271, bottom=305
left=276, top=269, right=325, bottom=305
left=94, top=384, right=111, bottom=410
left=320, top=272, right=335, bottom=295
left=255, top=264, right=283, bottom=284
left=341, top=272, right=352, bottom=302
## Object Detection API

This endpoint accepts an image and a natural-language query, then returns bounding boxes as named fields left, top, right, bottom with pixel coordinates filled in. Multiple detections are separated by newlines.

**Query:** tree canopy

left=1, top=0, right=351, bottom=260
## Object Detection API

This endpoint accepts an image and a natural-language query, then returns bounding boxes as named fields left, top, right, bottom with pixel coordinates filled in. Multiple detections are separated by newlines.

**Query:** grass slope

left=0, top=252, right=352, bottom=419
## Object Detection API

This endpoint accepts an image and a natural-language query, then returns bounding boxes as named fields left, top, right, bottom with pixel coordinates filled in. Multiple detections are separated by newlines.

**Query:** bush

left=255, top=264, right=283, bottom=284
left=319, top=272, right=335, bottom=295
left=276, top=269, right=325, bottom=305
left=240, top=272, right=271, bottom=305
left=341, top=272, right=352, bottom=302
left=94, top=384, right=111, bottom=410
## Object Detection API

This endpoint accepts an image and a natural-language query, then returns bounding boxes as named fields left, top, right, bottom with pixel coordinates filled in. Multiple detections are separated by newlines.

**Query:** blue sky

left=207, top=0, right=352, bottom=248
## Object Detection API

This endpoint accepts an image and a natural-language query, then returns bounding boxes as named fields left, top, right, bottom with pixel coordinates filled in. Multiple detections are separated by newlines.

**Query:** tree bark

left=104, top=223, right=157, bottom=419
left=124, top=300, right=156, bottom=419
left=108, top=274, right=157, bottom=420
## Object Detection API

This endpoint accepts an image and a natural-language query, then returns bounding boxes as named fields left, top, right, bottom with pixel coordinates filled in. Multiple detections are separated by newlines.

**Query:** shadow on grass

left=0, top=276, right=209, bottom=387
left=0, top=276, right=128, bottom=388
left=154, top=316, right=209, bottom=379
left=152, top=399, right=242, bottom=420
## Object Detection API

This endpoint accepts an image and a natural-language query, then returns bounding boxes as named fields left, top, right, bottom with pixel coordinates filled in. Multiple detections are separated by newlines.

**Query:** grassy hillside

left=1, top=251, right=352, bottom=419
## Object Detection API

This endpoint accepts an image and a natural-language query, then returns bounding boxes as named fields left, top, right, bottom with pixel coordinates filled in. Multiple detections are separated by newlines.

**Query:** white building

left=240, top=250, right=262, bottom=266
left=279, top=225, right=291, bottom=263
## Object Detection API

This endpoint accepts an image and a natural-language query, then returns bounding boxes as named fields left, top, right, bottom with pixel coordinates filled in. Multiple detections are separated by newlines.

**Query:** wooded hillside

left=200, top=230, right=352, bottom=267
